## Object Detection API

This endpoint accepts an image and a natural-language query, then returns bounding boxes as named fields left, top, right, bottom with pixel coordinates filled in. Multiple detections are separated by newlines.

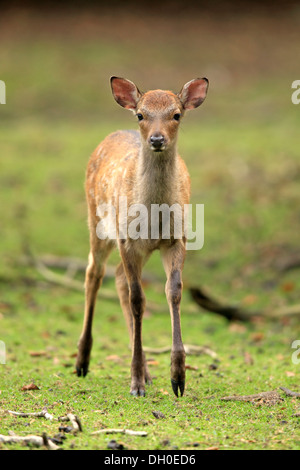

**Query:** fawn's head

left=111, top=77, right=209, bottom=153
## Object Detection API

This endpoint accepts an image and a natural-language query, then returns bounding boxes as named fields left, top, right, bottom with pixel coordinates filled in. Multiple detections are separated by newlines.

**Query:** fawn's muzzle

left=150, top=134, right=165, bottom=151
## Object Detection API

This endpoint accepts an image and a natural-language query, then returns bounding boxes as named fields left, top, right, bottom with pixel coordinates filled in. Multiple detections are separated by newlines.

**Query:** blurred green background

left=1, top=2, right=300, bottom=307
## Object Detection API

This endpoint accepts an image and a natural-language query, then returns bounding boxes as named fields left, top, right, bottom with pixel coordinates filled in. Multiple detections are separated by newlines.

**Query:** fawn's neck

left=135, top=144, right=179, bottom=207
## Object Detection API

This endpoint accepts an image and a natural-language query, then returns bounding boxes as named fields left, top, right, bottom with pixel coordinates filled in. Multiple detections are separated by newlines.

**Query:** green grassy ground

left=0, top=8, right=300, bottom=450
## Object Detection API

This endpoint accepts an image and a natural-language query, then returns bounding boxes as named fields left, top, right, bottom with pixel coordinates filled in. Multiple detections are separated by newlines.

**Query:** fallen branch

left=189, top=287, right=258, bottom=322
left=29, top=254, right=164, bottom=312
left=0, top=433, right=59, bottom=450
left=280, top=387, right=300, bottom=398
left=276, top=256, right=300, bottom=273
left=22, top=254, right=113, bottom=277
left=21, top=252, right=300, bottom=320
left=34, top=257, right=118, bottom=301
left=91, top=428, right=147, bottom=437
left=21, top=253, right=160, bottom=284
left=190, top=286, right=300, bottom=320
left=271, top=304, right=300, bottom=318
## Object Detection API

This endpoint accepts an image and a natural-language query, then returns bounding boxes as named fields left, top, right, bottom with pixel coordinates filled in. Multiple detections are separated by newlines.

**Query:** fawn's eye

left=173, top=113, right=181, bottom=121
left=136, top=113, right=144, bottom=121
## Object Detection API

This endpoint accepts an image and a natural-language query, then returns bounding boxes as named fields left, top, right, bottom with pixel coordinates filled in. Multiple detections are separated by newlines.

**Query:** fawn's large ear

left=178, top=78, right=209, bottom=110
left=110, top=77, right=142, bottom=111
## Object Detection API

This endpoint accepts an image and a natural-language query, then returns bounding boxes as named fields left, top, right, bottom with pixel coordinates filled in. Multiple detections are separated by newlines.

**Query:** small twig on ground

left=184, top=344, right=218, bottom=358
left=280, top=387, right=300, bottom=398
left=221, top=390, right=283, bottom=405
left=143, top=344, right=217, bottom=359
left=8, top=408, right=54, bottom=420
left=143, top=346, right=171, bottom=354
left=66, top=413, right=82, bottom=433
left=2, top=409, right=83, bottom=449
left=7, top=409, right=83, bottom=431
left=91, top=428, right=147, bottom=437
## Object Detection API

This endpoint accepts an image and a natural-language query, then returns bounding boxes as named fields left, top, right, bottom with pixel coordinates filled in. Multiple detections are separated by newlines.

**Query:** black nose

left=150, top=134, right=165, bottom=150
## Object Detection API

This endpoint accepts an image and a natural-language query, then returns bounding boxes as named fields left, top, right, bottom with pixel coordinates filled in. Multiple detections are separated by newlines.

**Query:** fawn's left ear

left=178, top=78, right=209, bottom=110
left=110, top=77, right=142, bottom=111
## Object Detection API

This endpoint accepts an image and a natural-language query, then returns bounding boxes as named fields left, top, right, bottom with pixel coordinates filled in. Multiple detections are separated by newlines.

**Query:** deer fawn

left=76, top=76, right=209, bottom=397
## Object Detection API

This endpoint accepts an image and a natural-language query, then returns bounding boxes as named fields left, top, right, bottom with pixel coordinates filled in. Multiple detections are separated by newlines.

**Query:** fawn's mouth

left=151, top=145, right=166, bottom=152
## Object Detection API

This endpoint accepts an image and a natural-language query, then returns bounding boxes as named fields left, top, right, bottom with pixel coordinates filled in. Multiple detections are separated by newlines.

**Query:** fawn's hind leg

left=76, top=237, right=112, bottom=377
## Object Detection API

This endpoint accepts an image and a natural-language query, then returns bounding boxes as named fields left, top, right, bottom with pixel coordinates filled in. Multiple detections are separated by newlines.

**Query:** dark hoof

left=76, top=365, right=89, bottom=377
left=130, top=389, right=146, bottom=397
left=171, top=378, right=185, bottom=397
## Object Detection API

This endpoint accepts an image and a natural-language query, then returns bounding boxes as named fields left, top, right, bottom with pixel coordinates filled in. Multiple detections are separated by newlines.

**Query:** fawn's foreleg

left=161, top=241, right=186, bottom=396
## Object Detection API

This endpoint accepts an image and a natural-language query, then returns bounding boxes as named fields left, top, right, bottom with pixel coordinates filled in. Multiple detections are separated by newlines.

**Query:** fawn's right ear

left=110, top=77, right=142, bottom=111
